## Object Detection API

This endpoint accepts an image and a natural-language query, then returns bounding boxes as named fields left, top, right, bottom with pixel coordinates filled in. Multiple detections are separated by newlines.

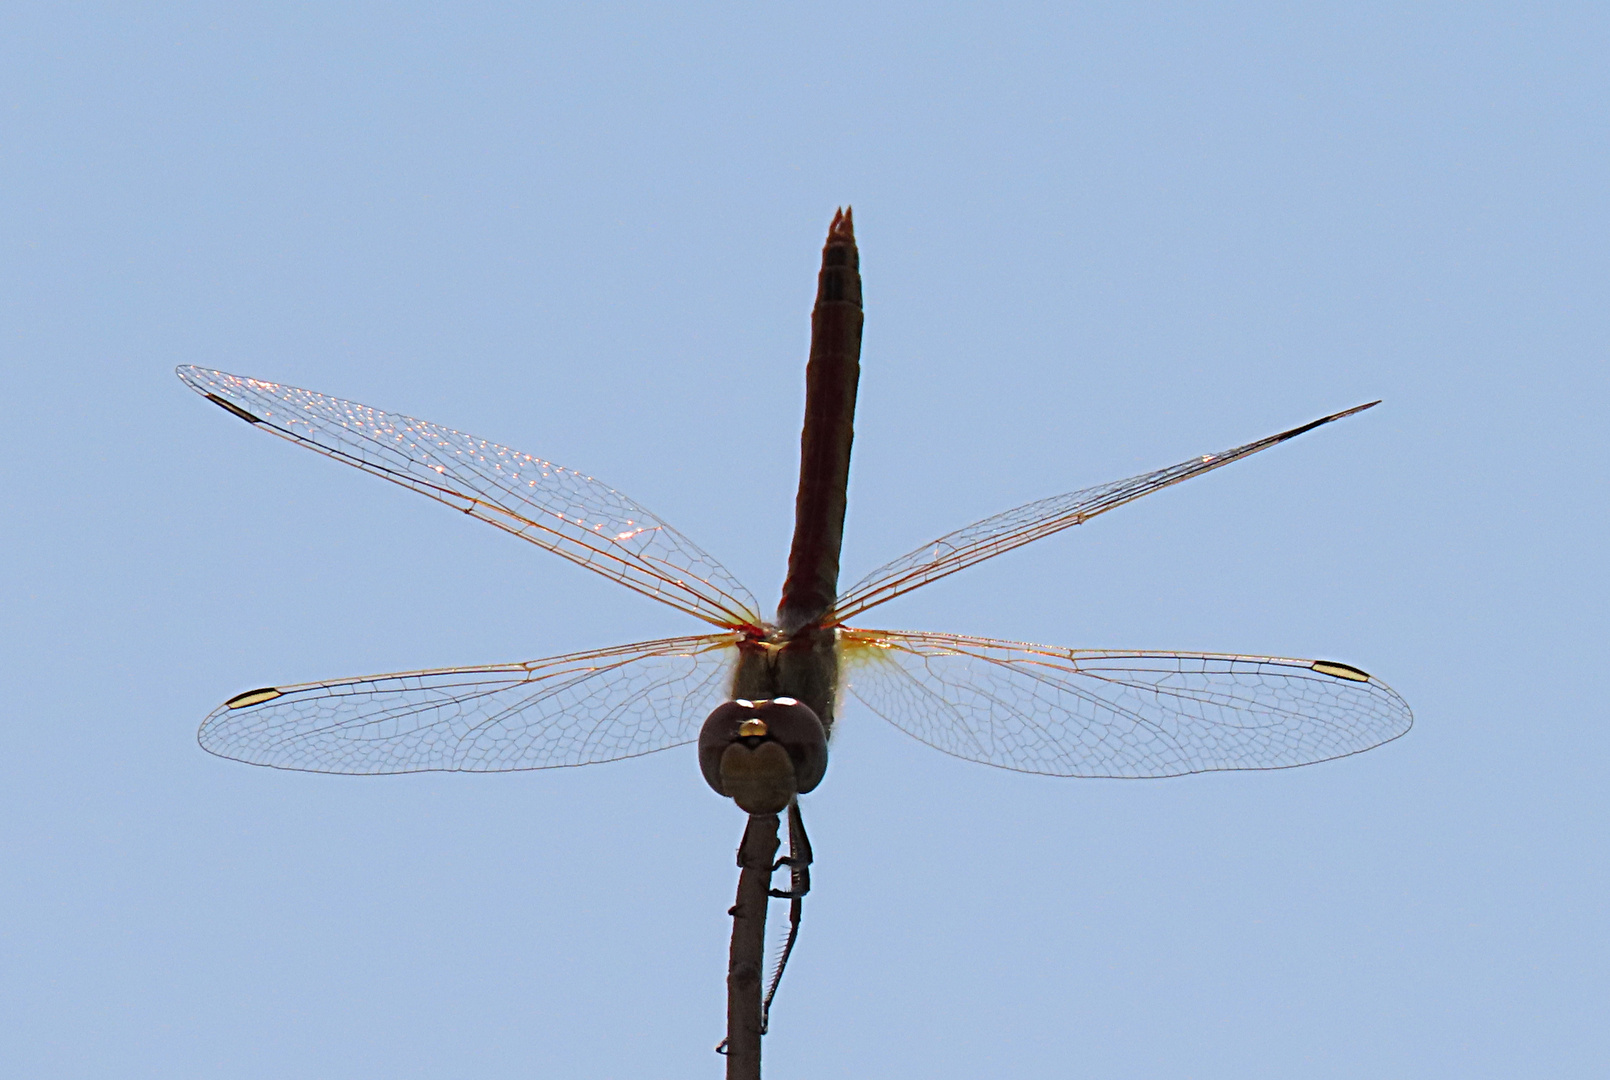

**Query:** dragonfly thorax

left=732, top=624, right=841, bottom=739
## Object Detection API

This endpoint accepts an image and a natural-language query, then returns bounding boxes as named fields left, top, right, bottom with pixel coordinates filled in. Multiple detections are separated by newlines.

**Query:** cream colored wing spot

left=1311, top=660, right=1371, bottom=682
left=223, top=687, right=284, bottom=709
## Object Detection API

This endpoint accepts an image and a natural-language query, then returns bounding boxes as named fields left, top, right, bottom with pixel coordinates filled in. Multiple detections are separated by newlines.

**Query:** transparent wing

left=178, top=367, right=762, bottom=629
left=829, top=403, right=1377, bottom=624
left=840, top=629, right=1411, bottom=778
left=198, top=633, right=740, bottom=774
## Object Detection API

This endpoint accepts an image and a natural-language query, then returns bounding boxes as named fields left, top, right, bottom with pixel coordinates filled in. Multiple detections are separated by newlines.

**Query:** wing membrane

left=830, top=403, right=1376, bottom=624
left=840, top=629, right=1411, bottom=778
left=178, top=367, right=762, bottom=629
left=198, top=634, right=740, bottom=774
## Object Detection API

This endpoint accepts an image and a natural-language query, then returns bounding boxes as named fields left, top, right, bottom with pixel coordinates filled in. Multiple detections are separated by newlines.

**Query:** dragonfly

left=181, top=208, right=1411, bottom=1074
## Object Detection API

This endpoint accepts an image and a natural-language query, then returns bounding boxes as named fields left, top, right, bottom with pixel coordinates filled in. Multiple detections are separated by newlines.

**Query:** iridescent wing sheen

left=198, top=634, right=741, bottom=774
left=828, top=403, right=1377, bottom=625
left=839, top=629, right=1411, bottom=778
left=177, top=367, right=762, bottom=629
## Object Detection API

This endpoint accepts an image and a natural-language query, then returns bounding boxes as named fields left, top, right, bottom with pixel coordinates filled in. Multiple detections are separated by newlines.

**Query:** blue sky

left=2, top=4, right=1605, bottom=1077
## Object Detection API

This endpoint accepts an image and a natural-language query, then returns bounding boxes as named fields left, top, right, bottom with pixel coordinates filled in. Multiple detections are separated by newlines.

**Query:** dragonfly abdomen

left=778, top=207, right=863, bottom=634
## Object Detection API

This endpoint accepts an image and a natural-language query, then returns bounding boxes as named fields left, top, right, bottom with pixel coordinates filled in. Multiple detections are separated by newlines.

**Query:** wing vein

left=179, top=367, right=762, bottom=629
left=831, top=403, right=1376, bottom=623
left=842, top=628, right=1411, bottom=778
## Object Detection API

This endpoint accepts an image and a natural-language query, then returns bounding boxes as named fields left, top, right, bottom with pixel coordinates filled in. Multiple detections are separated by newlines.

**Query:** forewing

left=840, top=629, right=1411, bottom=778
left=198, top=634, right=740, bottom=774
left=178, top=367, right=762, bottom=629
left=829, top=403, right=1376, bottom=624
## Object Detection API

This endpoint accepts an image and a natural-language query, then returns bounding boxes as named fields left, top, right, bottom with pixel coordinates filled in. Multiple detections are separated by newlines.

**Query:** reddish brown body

left=180, top=205, right=1402, bottom=1080
left=728, top=209, right=863, bottom=741
left=715, top=211, right=862, bottom=1074
left=778, top=208, right=863, bottom=634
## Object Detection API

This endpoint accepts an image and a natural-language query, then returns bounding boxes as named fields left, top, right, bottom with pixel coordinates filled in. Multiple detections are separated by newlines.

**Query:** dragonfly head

left=699, top=697, right=828, bottom=814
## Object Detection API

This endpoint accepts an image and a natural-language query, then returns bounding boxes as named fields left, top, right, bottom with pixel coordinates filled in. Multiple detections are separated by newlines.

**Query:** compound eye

left=752, top=699, right=828, bottom=795
left=696, top=698, right=830, bottom=801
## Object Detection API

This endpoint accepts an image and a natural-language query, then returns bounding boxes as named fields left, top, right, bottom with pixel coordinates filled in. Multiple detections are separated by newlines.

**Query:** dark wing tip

left=204, top=392, right=262, bottom=425
left=175, top=367, right=264, bottom=423
left=1333, top=400, right=1381, bottom=420
left=1275, top=399, right=1381, bottom=443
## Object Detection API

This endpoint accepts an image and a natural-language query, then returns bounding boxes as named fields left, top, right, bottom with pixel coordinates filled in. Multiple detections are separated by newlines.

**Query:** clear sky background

left=2, top=4, right=1605, bottom=1078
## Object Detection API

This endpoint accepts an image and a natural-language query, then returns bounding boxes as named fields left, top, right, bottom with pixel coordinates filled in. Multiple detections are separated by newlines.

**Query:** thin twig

left=721, top=812, right=779, bottom=1079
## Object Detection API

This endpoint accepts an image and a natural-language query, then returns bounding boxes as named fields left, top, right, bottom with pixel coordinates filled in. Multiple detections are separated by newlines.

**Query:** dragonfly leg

left=768, top=800, right=813, bottom=900
left=759, top=800, right=812, bottom=1035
